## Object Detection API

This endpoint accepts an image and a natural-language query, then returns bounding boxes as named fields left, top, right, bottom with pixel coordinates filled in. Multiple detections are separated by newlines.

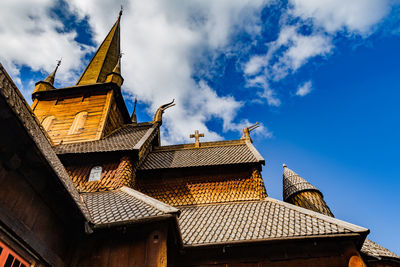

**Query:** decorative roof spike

left=282, top=165, right=334, bottom=217
left=32, top=59, right=61, bottom=96
left=241, top=122, right=259, bottom=143
left=131, top=98, right=138, bottom=123
left=152, top=99, right=175, bottom=124
left=76, top=11, right=121, bottom=85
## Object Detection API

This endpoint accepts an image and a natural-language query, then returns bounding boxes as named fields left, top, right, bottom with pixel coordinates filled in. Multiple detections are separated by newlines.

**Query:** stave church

left=0, top=10, right=399, bottom=267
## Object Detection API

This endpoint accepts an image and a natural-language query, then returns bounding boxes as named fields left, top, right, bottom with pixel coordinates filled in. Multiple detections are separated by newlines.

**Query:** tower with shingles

left=30, top=12, right=130, bottom=145
left=282, top=164, right=400, bottom=266
left=282, top=164, right=334, bottom=217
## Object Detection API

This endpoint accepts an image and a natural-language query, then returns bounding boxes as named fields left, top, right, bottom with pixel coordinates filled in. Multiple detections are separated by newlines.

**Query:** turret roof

left=283, top=164, right=320, bottom=201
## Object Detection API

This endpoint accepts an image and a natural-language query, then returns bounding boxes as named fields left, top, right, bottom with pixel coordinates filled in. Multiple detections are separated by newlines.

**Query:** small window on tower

left=68, top=111, right=88, bottom=135
left=88, top=166, right=102, bottom=182
left=41, top=115, right=55, bottom=132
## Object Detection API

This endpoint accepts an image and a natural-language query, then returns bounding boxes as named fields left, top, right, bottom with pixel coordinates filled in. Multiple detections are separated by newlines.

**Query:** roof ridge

left=120, top=186, right=179, bottom=215
left=244, top=140, right=265, bottom=165
left=153, top=139, right=246, bottom=151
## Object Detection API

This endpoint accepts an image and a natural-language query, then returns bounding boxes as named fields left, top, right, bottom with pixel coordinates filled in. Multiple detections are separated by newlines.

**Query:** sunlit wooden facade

left=0, top=10, right=398, bottom=267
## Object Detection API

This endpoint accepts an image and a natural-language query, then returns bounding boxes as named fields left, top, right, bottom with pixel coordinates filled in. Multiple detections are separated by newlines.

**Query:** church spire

left=32, top=59, right=61, bottom=96
left=76, top=10, right=122, bottom=86
left=282, top=164, right=334, bottom=217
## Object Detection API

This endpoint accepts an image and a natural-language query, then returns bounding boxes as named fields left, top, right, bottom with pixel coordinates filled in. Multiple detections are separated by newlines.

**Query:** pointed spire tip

left=119, top=5, right=123, bottom=18
left=283, top=163, right=287, bottom=168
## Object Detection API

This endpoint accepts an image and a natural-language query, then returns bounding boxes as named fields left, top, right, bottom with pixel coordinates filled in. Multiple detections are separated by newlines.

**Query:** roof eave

left=182, top=232, right=365, bottom=249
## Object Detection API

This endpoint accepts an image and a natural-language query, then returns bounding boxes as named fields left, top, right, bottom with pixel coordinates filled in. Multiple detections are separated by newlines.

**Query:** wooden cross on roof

left=190, top=130, right=204, bottom=148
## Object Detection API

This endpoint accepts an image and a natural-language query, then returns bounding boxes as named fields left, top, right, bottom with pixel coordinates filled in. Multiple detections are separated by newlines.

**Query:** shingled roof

left=178, top=198, right=368, bottom=246
left=139, top=140, right=264, bottom=170
left=82, top=186, right=179, bottom=228
left=54, top=124, right=153, bottom=154
left=361, top=239, right=400, bottom=261
left=283, top=165, right=320, bottom=201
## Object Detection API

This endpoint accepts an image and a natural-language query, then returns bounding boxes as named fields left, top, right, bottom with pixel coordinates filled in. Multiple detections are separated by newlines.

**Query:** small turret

left=32, top=59, right=61, bottom=96
left=152, top=99, right=175, bottom=124
left=105, top=55, right=124, bottom=87
left=282, top=164, right=334, bottom=217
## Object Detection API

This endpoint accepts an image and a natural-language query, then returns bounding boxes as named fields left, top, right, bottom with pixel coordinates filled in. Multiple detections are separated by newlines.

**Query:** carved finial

left=56, top=58, right=62, bottom=67
left=152, top=99, right=175, bottom=124
left=241, top=122, right=259, bottom=143
left=119, top=5, right=123, bottom=18
left=190, top=130, right=204, bottom=148
left=283, top=163, right=287, bottom=168
left=131, top=98, right=138, bottom=123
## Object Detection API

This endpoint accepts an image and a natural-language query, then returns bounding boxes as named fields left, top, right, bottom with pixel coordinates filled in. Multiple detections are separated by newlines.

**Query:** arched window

left=41, top=115, right=55, bottom=132
left=88, top=166, right=102, bottom=182
left=68, top=111, right=88, bottom=135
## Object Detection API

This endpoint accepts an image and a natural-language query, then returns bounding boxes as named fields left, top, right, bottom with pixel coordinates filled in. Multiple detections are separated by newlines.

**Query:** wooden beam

left=0, top=203, right=64, bottom=266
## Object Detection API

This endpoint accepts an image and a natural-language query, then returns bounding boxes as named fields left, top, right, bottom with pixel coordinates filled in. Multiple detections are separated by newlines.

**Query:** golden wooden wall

left=101, top=95, right=124, bottom=138
left=32, top=89, right=126, bottom=144
left=65, top=156, right=134, bottom=193
left=32, top=92, right=109, bottom=144
left=137, top=169, right=267, bottom=206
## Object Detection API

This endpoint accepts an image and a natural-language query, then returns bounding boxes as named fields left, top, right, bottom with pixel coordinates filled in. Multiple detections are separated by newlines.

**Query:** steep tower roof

left=32, top=60, right=61, bottom=95
left=282, top=164, right=319, bottom=202
left=76, top=11, right=122, bottom=85
left=43, top=59, right=61, bottom=86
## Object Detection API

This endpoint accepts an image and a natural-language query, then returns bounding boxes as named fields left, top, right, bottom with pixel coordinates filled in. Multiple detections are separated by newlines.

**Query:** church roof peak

left=282, top=165, right=320, bottom=201
left=76, top=11, right=121, bottom=86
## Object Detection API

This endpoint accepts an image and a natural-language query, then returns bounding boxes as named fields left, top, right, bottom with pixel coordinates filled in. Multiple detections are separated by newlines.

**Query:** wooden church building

left=0, top=11, right=398, bottom=267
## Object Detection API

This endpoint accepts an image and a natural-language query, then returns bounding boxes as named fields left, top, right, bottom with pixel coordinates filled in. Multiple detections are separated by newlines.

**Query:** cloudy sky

left=1, top=0, right=400, bottom=254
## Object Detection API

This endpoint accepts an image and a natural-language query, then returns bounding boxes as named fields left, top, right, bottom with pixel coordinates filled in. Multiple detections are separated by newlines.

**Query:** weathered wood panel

left=70, top=225, right=168, bottom=267
left=0, top=162, right=75, bottom=266
left=171, top=239, right=367, bottom=267
left=101, top=93, right=125, bottom=138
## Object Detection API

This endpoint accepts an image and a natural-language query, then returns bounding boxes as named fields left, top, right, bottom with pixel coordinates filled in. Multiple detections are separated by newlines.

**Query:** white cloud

left=296, top=80, right=312, bottom=96
left=243, top=0, right=395, bottom=106
left=1, top=0, right=397, bottom=144
left=244, top=55, right=267, bottom=75
left=271, top=26, right=332, bottom=80
left=289, top=0, right=391, bottom=34
left=66, top=0, right=269, bottom=144
left=0, top=0, right=91, bottom=87
left=244, top=26, right=331, bottom=105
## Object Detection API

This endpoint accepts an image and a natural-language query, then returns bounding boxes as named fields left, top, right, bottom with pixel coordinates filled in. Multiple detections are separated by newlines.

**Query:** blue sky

left=1, top=0, right=399, bottom=254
